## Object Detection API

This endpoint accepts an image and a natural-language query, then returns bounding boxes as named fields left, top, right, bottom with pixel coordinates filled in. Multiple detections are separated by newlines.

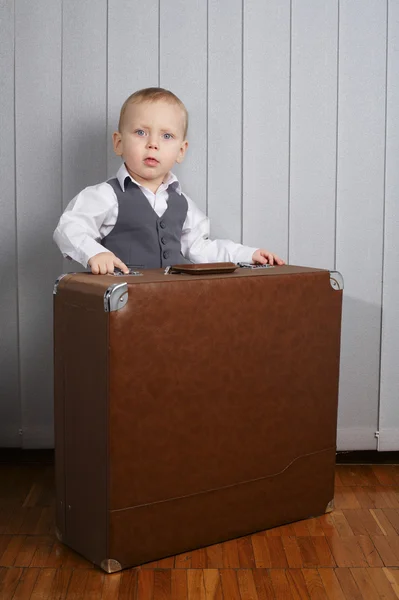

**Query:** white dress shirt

left=53, top=163, right=257, bottom=268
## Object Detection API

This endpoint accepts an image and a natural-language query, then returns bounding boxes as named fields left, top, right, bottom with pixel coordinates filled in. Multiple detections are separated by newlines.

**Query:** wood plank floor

left=0, top=463, right=398, bottom=598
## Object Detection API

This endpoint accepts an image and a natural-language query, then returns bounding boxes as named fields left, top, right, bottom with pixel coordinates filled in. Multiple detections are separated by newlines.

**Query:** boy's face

left=113, top=100, right=188, bottom=192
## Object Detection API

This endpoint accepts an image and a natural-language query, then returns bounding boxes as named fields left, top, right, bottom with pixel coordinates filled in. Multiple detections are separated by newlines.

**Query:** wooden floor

left=0, top=463, right=399, bottom=599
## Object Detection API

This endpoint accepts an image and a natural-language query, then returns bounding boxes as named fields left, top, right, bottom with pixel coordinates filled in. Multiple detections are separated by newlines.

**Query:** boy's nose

left=147, top=138, right=159, bottom=150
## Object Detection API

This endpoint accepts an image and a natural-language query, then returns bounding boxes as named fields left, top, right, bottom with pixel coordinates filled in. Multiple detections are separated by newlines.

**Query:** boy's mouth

left=144, top=157, right=159, bottom=166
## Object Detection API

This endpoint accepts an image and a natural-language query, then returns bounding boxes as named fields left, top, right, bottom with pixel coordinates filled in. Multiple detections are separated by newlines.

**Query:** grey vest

left=102, top=177, right=189, bottom=268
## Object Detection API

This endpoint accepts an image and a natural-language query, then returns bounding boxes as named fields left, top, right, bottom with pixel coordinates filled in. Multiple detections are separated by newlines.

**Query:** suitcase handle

left=167, top=262, right=238, bottom=275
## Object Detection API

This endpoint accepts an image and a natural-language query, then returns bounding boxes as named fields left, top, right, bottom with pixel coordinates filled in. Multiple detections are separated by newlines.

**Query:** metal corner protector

left=101, top=558, right=122, bottom=573
left=53, top=274, right=70, bottom=295
left=329, top=271, right=344, bottom=291
left=104, top=282, right=128, bottom=312
left=325, top=499, right=335, bottom=513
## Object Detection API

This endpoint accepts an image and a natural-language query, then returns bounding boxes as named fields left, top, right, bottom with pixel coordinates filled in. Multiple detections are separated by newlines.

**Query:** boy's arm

left=53, top=183, right=117, bottom=268
left=182, top=216, right=257, bottom=263
left=181, top=196, right=284, bottom=264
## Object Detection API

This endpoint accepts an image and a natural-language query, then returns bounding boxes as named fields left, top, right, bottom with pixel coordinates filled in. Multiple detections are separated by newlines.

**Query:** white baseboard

left=336, top=427, right=378, bottom=451
left=2, top=425, right=396, bottom=452
left=377, top=428, right=399, bottom=451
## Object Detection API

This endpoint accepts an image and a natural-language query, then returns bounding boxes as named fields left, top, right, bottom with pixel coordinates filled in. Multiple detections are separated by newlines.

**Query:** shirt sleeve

left=53, top=183, right=118, bottom=268
left=180, top=195, right=258, bottom=264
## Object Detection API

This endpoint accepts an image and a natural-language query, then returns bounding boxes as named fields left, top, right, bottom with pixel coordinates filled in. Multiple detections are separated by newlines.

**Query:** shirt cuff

left=77, top=239, right=108, bottom=268
left=233, top=246, right=258, bottom=264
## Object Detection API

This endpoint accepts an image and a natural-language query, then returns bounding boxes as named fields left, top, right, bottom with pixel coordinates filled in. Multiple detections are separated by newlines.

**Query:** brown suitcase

left=53, top=264, right=343, bottom=572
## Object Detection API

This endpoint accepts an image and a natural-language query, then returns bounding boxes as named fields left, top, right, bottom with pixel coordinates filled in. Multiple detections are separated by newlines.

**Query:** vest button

left=159, top=221, right=166, bottom=229
left=161, top=237, right=166, bottom=245
left=163, top=250, right=170, bottom=259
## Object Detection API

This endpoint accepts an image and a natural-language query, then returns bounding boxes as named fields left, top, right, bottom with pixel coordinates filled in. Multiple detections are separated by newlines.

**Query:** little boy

left=53, top=87, right=285, bottom=274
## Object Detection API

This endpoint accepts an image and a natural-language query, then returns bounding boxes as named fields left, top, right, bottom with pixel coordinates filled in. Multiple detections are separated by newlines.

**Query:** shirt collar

left=116, top=163, right=182, bottom=194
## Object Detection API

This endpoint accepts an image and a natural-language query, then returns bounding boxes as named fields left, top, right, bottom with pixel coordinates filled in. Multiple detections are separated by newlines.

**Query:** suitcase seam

left=110, top=445, right=336, bottom=513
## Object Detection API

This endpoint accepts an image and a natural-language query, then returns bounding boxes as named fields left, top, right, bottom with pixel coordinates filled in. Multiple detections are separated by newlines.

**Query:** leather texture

left=54, top=265, right=343, bottom=570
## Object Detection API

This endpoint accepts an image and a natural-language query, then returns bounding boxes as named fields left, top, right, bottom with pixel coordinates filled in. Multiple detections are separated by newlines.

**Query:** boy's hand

left=88, top=252, right=129, bottom=275
left=252, top=249, right=285, bottom=266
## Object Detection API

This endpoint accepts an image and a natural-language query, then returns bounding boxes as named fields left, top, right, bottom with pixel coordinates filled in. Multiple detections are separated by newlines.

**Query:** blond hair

left=118, top=87, right=188, bottom=138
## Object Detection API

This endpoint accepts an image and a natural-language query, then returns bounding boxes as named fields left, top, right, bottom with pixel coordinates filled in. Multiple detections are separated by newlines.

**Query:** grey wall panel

left=289, top=0, right=338, bottom=270
left=3, top=0, right=398, bottom=450
left=15, top=0, right=62, bottom=448
left=208, top=0, right=242, bottom=241
left=61, top=0, right=108, bottom=274
left=335, top=0, right=387, bottom=450
left=0, top=0, right=20, bottom=446
left=62, top=0, right=107, bottom=205
left=160, top=0, right=207, bottom=213
left=379, top=0, right=399, bottom=451
left=242, top=0, right=290, bottom=257
left=107, top=0, right=159, bottom=178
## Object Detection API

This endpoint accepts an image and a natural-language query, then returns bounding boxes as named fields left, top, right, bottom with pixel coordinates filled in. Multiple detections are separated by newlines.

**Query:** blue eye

left=135, top=130, right=145, bottom=136
left=163, top=133, right=173, bottom=140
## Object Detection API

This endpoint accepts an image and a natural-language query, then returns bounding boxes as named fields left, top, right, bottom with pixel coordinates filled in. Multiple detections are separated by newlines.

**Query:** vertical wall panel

left=107, top=0, right=159, bottom=177
left=242, top=0, right=290, bottom=257
left=0, top=0, right=20, bottom=446
left=15, top=0, right=62, bottom=447
left=379, top=0, right=399, bottom=451
left=336, top=0, right=387, bottom=450
left=160, top=0, right=207, bottom=212
left=2, top=0, right=398, bottom=451
left=62, top=0, right=107, bottom=206
left=208, top=0, right=242, bottom=241
left=290, top=0, right=338, bottom=269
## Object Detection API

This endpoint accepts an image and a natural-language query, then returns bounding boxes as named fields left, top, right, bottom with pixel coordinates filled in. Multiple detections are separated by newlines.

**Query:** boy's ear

left=113, top=131, right=123, bottom=156
left=176, top=140, right=189, bottom=164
